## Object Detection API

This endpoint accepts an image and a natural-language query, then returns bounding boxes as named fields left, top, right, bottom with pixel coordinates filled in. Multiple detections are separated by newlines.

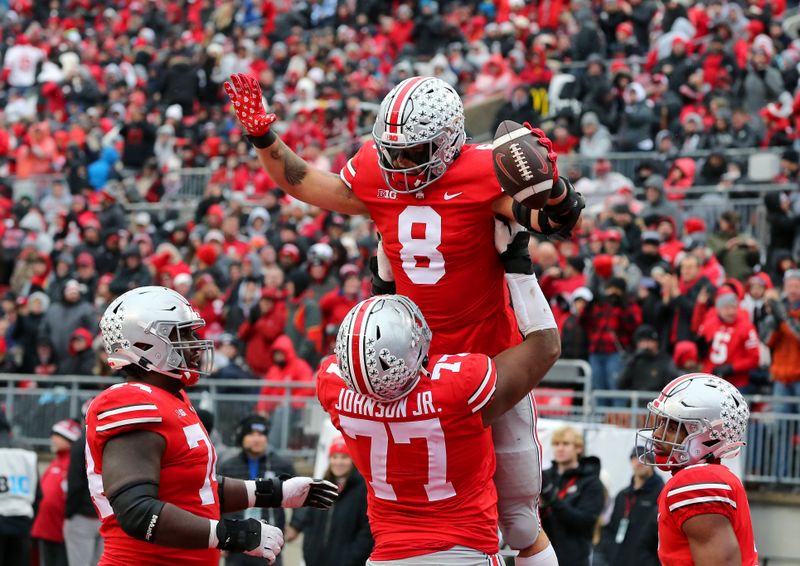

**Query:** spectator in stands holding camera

left=618, top=325, right=680, bottom=393
left=582, top=277, right=641, bottom=396
left=708, top=211, right=761, bottom=282
left=540, top=426, right=604, bottom=566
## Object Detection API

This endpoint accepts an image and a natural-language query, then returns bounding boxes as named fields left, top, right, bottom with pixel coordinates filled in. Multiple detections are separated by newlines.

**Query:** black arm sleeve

left=108, top=481, right=165, bottom=543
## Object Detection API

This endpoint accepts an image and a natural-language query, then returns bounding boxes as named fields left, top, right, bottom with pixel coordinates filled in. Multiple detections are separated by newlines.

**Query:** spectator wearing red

left=663, top=157, right=696, bottom=200
left=582, top=277, right=642, bottom=396
left=191, top=275, right=225, bottom=340
left=239, top=287, right=288, bottom=376
left=15, top=122, right=58, bottom=177
left=283, top=109, right=326, bottom=153
left=468, top=53, right=515, bottom=100
left=320, top=265, right=365, bottom=354
left=31, top=419, right=81, bottom=566
left=541, top=256, right=586, bottom=300
left=697, top=287, right=760, bottom=390
left=255, top=334, right=314, bottom=415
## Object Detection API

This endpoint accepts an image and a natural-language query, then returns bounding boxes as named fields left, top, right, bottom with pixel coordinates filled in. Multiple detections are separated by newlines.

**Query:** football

left=492, top=120, right=555, bottom=210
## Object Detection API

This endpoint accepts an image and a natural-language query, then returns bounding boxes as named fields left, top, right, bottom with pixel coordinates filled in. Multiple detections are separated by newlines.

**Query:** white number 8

left=398, top=206, right=445, bottom=284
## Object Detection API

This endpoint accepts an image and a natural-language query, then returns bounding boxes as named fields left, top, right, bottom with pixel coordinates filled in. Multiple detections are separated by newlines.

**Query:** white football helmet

left=373, top=76, right=466, bottom=193
left=334, top=295, right=432, bottom=402
left=100, top=286, right=214, bottom=386
left=636, top=373, right=749, bottom=469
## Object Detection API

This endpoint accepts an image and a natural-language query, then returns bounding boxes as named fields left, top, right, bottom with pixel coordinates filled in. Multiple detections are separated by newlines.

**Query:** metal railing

left=4, top=365, right=800, bottom=488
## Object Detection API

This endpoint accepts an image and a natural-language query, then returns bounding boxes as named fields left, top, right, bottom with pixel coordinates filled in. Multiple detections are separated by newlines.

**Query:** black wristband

left=369, top=256, right=396, bottom=295
left=511, top=200, right=534, bottom=231
left=254, top=477, right=283, bottom=508
left=246, top=130, right=278, bottom=149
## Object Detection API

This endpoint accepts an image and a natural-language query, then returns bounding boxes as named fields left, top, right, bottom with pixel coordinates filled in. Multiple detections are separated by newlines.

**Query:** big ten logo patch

left=0, top=475, right=32, bottom=495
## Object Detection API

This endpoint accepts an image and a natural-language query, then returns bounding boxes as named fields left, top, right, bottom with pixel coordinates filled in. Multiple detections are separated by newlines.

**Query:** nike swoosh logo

left=443, top=192, right=463, bottom=201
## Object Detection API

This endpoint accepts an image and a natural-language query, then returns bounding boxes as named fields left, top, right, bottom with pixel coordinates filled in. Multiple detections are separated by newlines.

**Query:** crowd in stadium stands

left=0, top=0, right=798, bottom=420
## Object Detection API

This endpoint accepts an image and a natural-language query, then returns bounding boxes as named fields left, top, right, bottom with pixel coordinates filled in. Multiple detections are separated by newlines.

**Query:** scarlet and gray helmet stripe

left=386, top=77, right=429, bottom=135
left=654, top=372, right=705, bottom=407
left=346, top=297, right=380, bottom=397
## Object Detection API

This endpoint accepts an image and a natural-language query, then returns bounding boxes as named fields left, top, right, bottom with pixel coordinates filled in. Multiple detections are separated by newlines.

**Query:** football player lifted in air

left=226, top=73, right=575, bottom=565
left=85, top=286, right=339, bottom=565
left=636, top=373, right=758, bottom=566
left=317, top=226, right=559, bottom=565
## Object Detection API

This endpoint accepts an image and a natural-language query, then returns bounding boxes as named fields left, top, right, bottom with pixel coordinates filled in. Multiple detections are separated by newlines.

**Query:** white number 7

left=183, top=423, right=217, bottom=505
left=338, top=415, right=456, bottom=502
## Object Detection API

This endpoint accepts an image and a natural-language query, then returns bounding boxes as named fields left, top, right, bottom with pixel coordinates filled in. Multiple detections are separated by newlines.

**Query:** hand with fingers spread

left=224, top=73, right=277, bottom=142
left=281, top=477, right=340, bottom=509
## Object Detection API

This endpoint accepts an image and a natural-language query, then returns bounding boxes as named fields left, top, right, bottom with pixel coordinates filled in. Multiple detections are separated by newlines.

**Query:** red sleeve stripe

left=96, top=416, right=163, bottom=432
left=339, top=159, right=356, bottom=189
left=96, top=404, right=158, bottom=420
left=668, top=495, right=737, bottom=512
left=469, top=357, right=496, bottom=413
left=667, top=482, right=732, bottom=498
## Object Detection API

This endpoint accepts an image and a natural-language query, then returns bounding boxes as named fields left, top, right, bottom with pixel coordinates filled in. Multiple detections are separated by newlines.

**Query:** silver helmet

left=100, top=286, right=214, bottom=386
left=373, top=76, right=466, bottom=194
left=636, top=373, right=749, bottom=469
left=334, top=295, right=432, bottom=402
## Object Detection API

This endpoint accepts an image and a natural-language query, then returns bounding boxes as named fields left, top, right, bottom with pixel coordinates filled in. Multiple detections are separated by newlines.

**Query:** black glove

left=500, top=231, right=533, bottom=275
left=369, top=255, right=396, bottom=295
left=537, top=177, right=585, bottom=238
left=712, top=364, right=734, bottom=378
left=248, top=304, right=262, bottom=324
left=215, top=518, right=264, bottom=553
left=254, top=476, right=339, bottom=509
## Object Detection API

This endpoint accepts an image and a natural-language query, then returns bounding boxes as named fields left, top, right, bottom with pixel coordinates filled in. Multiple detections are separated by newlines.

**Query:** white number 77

left=338, top=415, right=456, bottom=502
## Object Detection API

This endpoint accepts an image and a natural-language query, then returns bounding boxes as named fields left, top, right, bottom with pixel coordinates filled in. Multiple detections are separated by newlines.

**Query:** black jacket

left=218, top=449, right=295, bottom=530
left=290, top=469, right=373, bottom=566
left=617, top=349, right=680, bottom=394
left=597, top=473, right=664, bottom=566
left=541, top=457, right=605, bottom=566
left=66, top=434, right=96, bottom=518
left=218, top=449, right=296, bottom=566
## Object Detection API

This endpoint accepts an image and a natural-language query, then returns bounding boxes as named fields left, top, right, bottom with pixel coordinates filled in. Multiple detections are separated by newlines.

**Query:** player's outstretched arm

left=482, top=222, right=561, bottom=425
left=224, top=73, right=368, bottom=216
left=683, top=514, right=742, bottom=566
left=218, top=476, right=338, bottom=512
left=102, top=431, right=283, bottom=562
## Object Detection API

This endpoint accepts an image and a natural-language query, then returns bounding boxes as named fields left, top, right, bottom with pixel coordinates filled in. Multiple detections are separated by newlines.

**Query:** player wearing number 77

left=226, top=72, right=570, bottom=564
left=316, top=229, right=560, bottom=565
left=85, top=286, right=340, bottom=566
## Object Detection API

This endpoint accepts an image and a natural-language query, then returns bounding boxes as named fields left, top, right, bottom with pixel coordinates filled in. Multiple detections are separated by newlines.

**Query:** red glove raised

left=224, top=73, right=277, bottom=137
left=522, top=122, right=559, bottom=182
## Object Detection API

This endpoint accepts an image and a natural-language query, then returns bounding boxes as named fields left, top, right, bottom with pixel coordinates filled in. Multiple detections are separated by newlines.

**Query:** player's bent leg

left=492, top=392, right=543, bottom=551
left=366, top=545, right=503, bottom=566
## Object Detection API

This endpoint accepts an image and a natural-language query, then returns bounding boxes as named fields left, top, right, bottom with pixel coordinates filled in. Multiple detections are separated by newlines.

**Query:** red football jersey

left=316, top=354, right=499, bottom=561
left=658, top=463, right=758, bottom=566
left=85, top=382, right=220, bottom=566
left=698, top=312, right=760, bottom=389
left=340, top=141, right=520, bottom=357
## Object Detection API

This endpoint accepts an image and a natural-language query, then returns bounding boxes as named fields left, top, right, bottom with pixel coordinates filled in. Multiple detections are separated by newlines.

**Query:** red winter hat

left=52, top=419, right=81, bottom=442
left=328, top=436, right=350, bottom=457
left=207, top=204, right=225, bottom=220
left=684, top=217, right=706, bottom=234
left=616, top=22, right=634, bottom=37
left=673, top=340, right=699, bottom=368
left=604, top=229, right=622, bottom=242
left=748, top=272, right=773, bottom=289
left=593, top=254, right=614, bottom=279
left=196, top=244, right=218, bottom=266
